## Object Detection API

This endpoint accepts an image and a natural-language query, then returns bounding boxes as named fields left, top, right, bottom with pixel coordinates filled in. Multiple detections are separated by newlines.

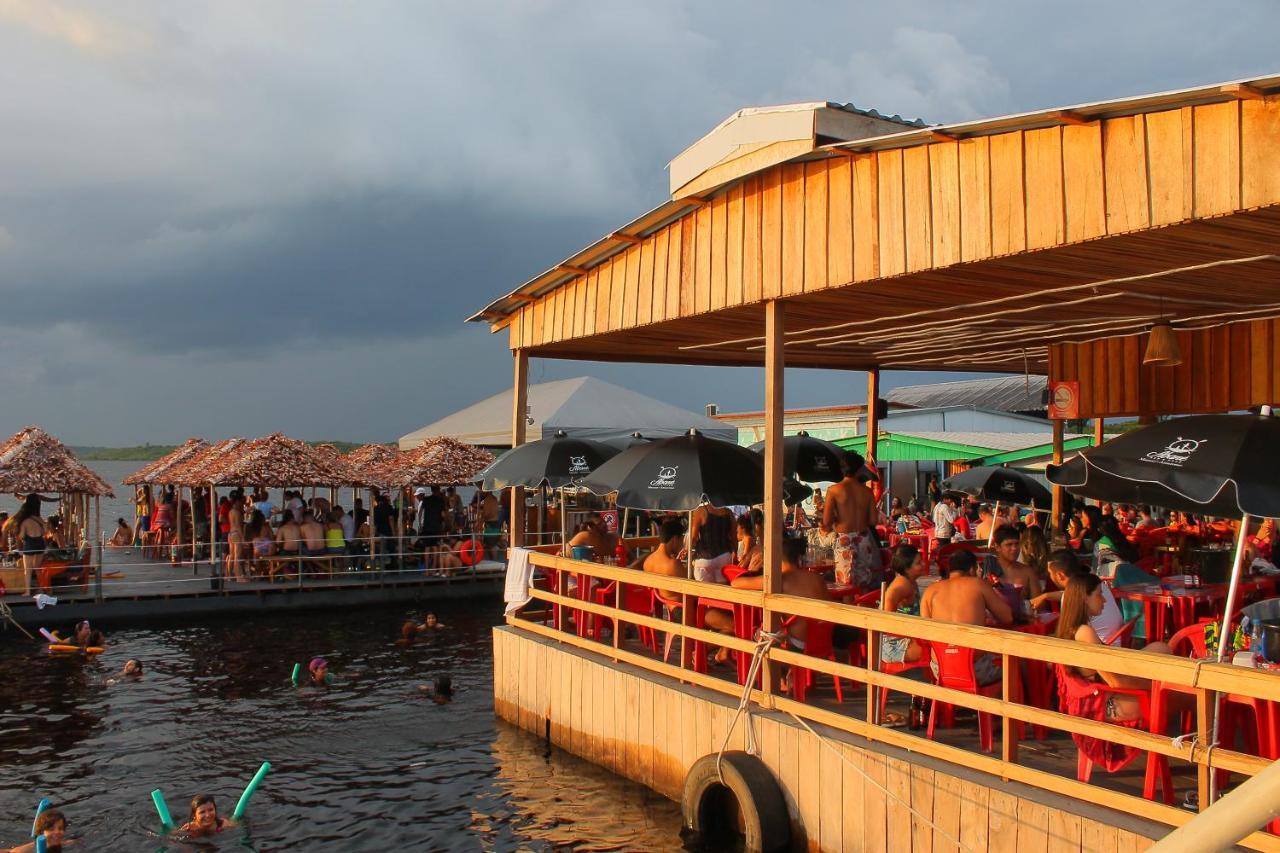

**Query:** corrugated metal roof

left=884, top=376, right=1047, bottom=413
left=834, top=430, right=1086, bottom=462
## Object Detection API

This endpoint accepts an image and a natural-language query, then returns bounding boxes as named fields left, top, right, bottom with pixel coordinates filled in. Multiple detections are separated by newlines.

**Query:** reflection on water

left=0, top=604, right=681, bottom=851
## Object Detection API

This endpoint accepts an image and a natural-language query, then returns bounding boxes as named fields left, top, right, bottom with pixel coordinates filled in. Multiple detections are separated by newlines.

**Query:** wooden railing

left=507, top=550, right=1280, bottom=852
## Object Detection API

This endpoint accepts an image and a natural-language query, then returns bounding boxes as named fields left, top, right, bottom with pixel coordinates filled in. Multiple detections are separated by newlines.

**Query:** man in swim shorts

left=820, top=451, right=880, bottom=589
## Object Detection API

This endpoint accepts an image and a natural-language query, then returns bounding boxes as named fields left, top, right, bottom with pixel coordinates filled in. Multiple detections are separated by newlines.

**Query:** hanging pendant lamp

left=1143, top=320, right=1183, bottom=366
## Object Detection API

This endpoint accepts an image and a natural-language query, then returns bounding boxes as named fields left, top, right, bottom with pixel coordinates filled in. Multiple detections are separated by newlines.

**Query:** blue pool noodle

left=150, top=789, right=175, bottom=831
left=31, top=798, right=50, bottom=837
left=232, top=762, right=271, bottom=821
left=35, top=836, right=46, bottom=853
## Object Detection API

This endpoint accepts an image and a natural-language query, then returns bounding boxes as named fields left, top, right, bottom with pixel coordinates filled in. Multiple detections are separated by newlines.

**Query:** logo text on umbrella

left=649, top=465, right=678, bottom=490
left=568, top=455, right=590, bottom=475
left=1144, top=437, right=1206, bottom=468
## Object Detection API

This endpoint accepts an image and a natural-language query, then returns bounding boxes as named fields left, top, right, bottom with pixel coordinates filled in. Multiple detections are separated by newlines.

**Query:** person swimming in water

left=69, top=621, right=104, bottom=650
left=417, top=675, right=454, bottom=704
left=179, top=794, right=235, bottom=838
left=7, top=808, right=69, bottom=852
left=308, top=657, right=333, bottom=686
left=105, top=659, right=142, bottom=685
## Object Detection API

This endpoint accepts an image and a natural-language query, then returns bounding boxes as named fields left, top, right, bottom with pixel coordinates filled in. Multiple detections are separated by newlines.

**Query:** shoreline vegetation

left=73, top=441, right=374, bottom=461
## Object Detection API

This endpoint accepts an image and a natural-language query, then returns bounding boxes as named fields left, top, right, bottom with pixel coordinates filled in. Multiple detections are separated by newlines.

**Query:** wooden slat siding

left=710, top=192, right=728, bottom=311
left=930, top=767, right=962, bottom=853
left=885, top=757, right=914, bottom=853
left=956, top=779, right=990, bottom=853
left=1075, top=341, right=1094, bottom=417
left=726, top=183, right=745, bottom=307
left=1106, top=336, right=1125, bottom=415
left=666, top=219, right=684, bottom=321
left=679, top=214, right=697, bottom=317
left=1251, top=319, right=1272, bottom=403
left=531, top=297, right=545, bottom=347
left=877, top=148, right=907, bottom=276
left=552, top=285, right=566, bottom=344
left=781, top=162, right=807, bottom=295
left=1080, top=817, right=1120, bottom=853
left=989, top=130, right=1027, bottom=255
left=853, top=152, right=881, bottom=281
left=1193, top=328, right=1213, bottom=411
left=638, top=678, right=654, bottom=789
left=828, top=156, right=854, bottom=288
left=762, top=166, right=784, bottom=299
left=1231, top=321, right=1253, bottom=405
left=637, top=238, right=655, bottom=327
left=1024, top=126, right=1065, bottom=251
left=1212, top=325, right=1232, bottom=411
left=804, top=159, right=830, bottom=292
left=1016, top=797, right=1050, bottom=853
left=743, top=174, right=763, bottom=303
left=1103, top=114, right=1150, bottom=234
left=986, top=788, right=1020, bottom=853
left=694, top=203, right=712, bottom=314
left=797, top=725, right=821, bottom=852
left=817, top=734, right=842, bottom=853
left=1243, top=98, right=1280, bottom=208
left=1046, top=808, right=1083, bottom=853
left=566, top=278, right=580, bottom=340
left=1170, top=328, right=1192, bottom=413
left=620, top=249, right=639, bottom=331
left=1063, top=122, right=1106, bottom=242
left=841, top=743, right=866, bottom=853
left=1194, top=100, right=1241, bottom=217
left=1145, top=108, right=1190, bottom=227
left=1121, top=335, right=1142, bottom=413
left=910, top=764, right=936, bottom=852
left=930, top=141, right=961, bottom=268
left=594, top=260, right=611, bottom=335
left=650, top=226, right=668, bottom=324
left=1116, top=831, right=1152, bottom=853
left=958, top=139, right=994, bottom=268
left=775, top=718, right=800, bottom=832
left=903, top=144, right=934, bottom=273
left=524, top=303, right=536, bottom=348
left=863, top=751, right=889, bottom=853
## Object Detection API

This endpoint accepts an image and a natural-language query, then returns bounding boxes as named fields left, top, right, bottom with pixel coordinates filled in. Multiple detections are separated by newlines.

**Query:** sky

left=1, top=1, right=1277, bottom=445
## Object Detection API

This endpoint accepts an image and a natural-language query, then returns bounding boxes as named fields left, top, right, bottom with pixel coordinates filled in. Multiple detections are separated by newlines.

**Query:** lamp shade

left=1142, top=321, right=1182, bottom=367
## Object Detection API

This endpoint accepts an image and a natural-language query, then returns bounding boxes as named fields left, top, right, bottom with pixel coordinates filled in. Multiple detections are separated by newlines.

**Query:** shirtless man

left=920, top=549, right=1013, bottom=685
left=273, top=515, right=302, bottom=580
left=300, top=512, right=326, bottom=557
left=986, top=526, right=1042, bottom=599
left=730, top=536, right=830, bottom=647
left=820, top=451, right=879, bottom=588
left=645, top=519, right=734, bottom=658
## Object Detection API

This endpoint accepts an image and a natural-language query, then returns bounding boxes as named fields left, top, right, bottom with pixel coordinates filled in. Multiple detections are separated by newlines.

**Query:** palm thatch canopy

left=208, top=433, right=357, bottom=487
left=162, top=437, right=251, bottom=487
left=373, top=437, right=493, bottom=488
left=123, top=438, right=210, bottom=486
left=0, top=426, right=114, bottom=497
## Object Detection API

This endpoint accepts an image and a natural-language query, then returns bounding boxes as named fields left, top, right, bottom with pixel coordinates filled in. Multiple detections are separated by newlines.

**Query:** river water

left=0, top=461, right=684, bottom=851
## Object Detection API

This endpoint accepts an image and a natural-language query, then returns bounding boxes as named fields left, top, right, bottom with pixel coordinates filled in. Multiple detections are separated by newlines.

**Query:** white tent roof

left=398, top=376, right=735, bottom=449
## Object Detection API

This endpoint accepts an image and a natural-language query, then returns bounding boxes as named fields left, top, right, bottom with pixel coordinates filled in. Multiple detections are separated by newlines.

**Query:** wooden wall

left=1049, top=317, right=1280, bottom=418
left=508, top=97, right=1280, bottom=351
left=494, top=626, right=1160, bottom=853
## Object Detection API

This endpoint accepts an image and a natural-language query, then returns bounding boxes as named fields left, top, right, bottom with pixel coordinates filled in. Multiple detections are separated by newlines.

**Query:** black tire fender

left=681, top=750, right=790, bottom=853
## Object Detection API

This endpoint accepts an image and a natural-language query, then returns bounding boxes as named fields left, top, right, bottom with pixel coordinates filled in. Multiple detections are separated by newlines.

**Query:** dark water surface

left=0, top=604, right=682, bottom=851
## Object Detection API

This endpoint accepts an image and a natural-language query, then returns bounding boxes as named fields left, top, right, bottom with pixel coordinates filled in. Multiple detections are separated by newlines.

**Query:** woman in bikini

left=13, top=496, right=46, bottom=595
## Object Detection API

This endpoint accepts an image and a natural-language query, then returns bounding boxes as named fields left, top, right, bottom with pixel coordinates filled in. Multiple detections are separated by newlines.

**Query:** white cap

left=414, top=487, right=429, bottom=497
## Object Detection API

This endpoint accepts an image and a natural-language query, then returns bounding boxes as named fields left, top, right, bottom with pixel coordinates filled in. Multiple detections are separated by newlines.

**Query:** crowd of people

left=0, top=495, right=82, bottom=596
left=127, top=483, right=510, bottom=581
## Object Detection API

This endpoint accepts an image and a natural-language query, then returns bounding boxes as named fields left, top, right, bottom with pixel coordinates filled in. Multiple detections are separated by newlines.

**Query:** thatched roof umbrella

left=375, top=437, right=493, bottom=488
left=162, top=438, right=251, bottom=487
left=342, top=444, right=398, bottom=486
left=211, top=433, right=357, bottom=487
left=0, top=426, right=114, bottom=496
left=123, top=438, right=209, bottom=486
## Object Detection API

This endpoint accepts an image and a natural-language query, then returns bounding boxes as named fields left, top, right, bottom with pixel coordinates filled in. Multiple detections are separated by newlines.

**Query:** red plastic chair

left=1104, top=617, right=1138, bottom=649
left=589, top=582, right=658, bottom=652
left=1052, top=663, right=1160, bottom=791
left=878, top=657, right=932, bottom=720
left=926, top=642, right=1019, bottom=753
left=788, top=619, right=843, bottom=703
left=933, top=542, right=979, bottom=574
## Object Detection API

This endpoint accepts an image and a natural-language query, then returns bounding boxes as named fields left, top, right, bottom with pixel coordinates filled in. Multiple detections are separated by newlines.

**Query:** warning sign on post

left=1048, top=381, right=1080, bottom=420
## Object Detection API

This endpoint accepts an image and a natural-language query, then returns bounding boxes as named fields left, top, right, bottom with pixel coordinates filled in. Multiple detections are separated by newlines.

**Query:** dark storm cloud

left=0, top=0, right=1276, bottom=443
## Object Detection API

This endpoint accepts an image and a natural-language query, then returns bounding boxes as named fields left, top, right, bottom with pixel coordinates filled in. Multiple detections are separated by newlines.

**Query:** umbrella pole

left=1208, top=514, right=1254, bottom=803
left=988, top=500, right=1000, bottom=547
left=622, top=507, right=629, bottom=541
left=687, top=511, right=694, bottom=578
left=560, top=487, right=567, bottom=555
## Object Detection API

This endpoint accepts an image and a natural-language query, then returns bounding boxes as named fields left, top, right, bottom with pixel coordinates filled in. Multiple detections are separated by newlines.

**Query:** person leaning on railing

left=920, top=549, right=1013, bottom=687
left=1054, top=573, right=1174, bottom=722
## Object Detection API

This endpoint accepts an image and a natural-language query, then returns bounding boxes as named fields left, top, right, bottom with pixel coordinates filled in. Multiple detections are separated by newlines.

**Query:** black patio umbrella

left=1047, top=409, right=1280, bottom=782
left=748, top=431, right=846, bottom=483
left=603, top=431, right=654, bottom=452
left=1045, top=412, right=1280, bottom=518
left=578, top=428, right=764, bottom=512
left=477, top=430, right=618, bottom=490
left=942, top=465, right=1052, bottom=508
left=782, top=477, right=813, bottom=507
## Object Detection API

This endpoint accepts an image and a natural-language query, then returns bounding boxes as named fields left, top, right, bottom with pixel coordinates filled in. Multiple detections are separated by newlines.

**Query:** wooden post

left=1093, top=417, right=1105, bottom=446
left=510, top=349, right=529, bottom=549
left=865, top=368, right=880, bottom=464
left=762, top=300, right=785, bottom=701
left=94, top=496, right=103, bottom=603
left=1051, top=419, right=1064, bottom=535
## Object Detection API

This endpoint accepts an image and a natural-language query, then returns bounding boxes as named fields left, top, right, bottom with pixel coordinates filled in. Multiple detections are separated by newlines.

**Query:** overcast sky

left=1, top=1, right=1276, bottom=445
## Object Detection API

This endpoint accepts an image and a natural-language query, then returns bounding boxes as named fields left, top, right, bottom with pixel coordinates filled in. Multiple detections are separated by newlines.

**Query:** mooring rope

left=0, top=599, right=35, bottom=640
left=715, top=626, right=977, bottom=853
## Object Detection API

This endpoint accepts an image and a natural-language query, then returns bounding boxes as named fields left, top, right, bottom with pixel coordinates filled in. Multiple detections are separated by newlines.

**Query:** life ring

left=681, top=751, right=790, bottom=853
left=455, top=539, right=481, bottom=566
left=48, top=644, right=104, bottom=655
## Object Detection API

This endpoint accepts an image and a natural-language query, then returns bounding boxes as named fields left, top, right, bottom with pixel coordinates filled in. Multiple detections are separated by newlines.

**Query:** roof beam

left=1220, top=82, right=1267, bottom=101
left=1044, top=109, right=1092, bottom=126
left=558, top=264, right=589, bottom=275
left=610, top=233, right=642, bottom=245
left=925, top=130, right=960, bottom=143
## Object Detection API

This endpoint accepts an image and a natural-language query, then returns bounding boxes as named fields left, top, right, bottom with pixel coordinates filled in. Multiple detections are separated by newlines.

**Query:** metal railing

left=508, top=549, right=1280, bottom=852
